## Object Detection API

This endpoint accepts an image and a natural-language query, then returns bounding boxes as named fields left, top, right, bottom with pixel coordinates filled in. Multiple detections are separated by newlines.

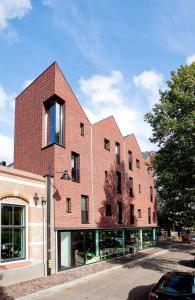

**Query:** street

left=39, top=244, right=195, bottom=300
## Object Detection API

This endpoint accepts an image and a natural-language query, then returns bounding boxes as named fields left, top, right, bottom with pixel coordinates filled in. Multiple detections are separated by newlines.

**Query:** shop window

left=130, top=204, right=134, bottom=224
left=117, top=202, right=122, bottom=224
left=66, top=198, right=71, bottom=213
left=128, top=151, right=133, bottom=170
left=129, top=177, right=134, bottom=197
left=71, top=152, right=80, bottom=182
left=45, top=99, right=64, bottom=146
left=1, top=204, right=26, bottom=262
left=136, top=159, right=140, bottom=168
left=138, top=209, right=141, bottom=218
left=106, top=204, right=112, bottom=216
left=115, top=142, right=120, bottom=164
left=104, top=138, right=110, bottom=151
left=81, top=195, right=89, bottom=224
left=80, top=123, right=84, bottom=136
left=116, top=171, right=121, bottom=194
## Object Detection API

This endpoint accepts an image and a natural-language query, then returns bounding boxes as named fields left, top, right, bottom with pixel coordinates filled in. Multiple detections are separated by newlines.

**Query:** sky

left=0, top=0, right=195, bottom=164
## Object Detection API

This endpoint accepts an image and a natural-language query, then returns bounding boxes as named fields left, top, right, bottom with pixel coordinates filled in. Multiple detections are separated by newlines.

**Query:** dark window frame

left=71, top=151, right=80, bottom=183
left=105, top=204, right=112, bottom=217
left=129, top=177, right=134, bottom=197
left=117, top=202, right=122, bottom=224
left=66, top=198, right=71, bottom=213
left=115, top=142, right=120, bottom=164
left=81, top=195, right=89, bottom=224
left=128, top=150, right=133, bottom=170
left=80, top=122, right=84, bottom=136
left=138, top=184, right=141, bottom=193
left=116, top=171, right=122, bottom=194
left=104, top=138, right=110, bottom=151
left=148, top=208, right=151, bottom=224
left=150, top=186, right=153, bottom=202
left=130, top=204, right=134, bottom=225
left=136, top=159, right=140, bottom=169
left=138, top=209, right=142, bottom=218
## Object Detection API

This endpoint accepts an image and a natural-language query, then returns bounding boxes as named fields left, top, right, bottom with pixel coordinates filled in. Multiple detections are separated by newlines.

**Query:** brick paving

left=0, top=247, right=164, bottom=300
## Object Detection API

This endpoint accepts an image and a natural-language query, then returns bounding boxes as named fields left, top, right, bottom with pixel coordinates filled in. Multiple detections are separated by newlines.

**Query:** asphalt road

left=40, top=244, right=195, bottom=300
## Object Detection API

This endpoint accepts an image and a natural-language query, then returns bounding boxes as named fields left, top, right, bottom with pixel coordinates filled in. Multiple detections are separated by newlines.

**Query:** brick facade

left=14, top=62, right=157, bottom=230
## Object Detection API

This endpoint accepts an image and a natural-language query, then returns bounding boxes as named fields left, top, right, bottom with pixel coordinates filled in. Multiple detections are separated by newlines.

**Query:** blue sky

left=1, top=0, right=195, bottom=163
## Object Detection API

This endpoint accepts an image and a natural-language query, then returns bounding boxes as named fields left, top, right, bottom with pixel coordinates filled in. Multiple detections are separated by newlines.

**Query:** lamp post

left=46, top=168, right=70, bottom=276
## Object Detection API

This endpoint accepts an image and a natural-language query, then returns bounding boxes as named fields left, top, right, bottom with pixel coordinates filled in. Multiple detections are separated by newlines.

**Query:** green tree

left=145, top=63, right=195, bottom=230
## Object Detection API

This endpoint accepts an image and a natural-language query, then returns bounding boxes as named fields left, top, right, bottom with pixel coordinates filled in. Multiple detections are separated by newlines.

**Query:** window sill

left=41, top=143, right=65, bottom=150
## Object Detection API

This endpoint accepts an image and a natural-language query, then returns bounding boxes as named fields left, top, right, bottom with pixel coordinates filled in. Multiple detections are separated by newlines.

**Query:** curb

left=16, top=249, right=168, bottom=300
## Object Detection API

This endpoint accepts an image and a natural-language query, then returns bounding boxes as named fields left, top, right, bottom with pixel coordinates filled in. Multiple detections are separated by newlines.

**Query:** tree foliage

left=145, top=63, right=195, bottom=230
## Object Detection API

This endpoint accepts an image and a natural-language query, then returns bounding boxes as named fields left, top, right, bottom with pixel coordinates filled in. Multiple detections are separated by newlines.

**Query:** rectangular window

left=66, top=198, right=71, bottom=213
left=128, top=151, right=133, bottom=170
left=71, top=152, right=80, bottom=182
left=80, top=123, right=84, bottom=136
left=136, top=159, right=140, bottom=168
left=45, top=100, right=64, bottom=146
left=116, top=171, right=121, bottom=194
left=148, top=208, right=151, bottom=224
left=105, top=171, right=108, bottom=182
left=81, top=195, right=89, bottom=224
left=138, top=184, right=141, bottom=193
left=115, top=142, right=120, bottom=164
left=106, top=204, right=112, bottom=216
left=130, top=204, right=134, bottom=224
left=1, top=204, right=26, bottom=262
left=150, top=186, right=153, bottom=202
left=104, top=138, right=110, bottom=151
left=138, top=209, right=142, bottom=218
left=129, top=177, right=134, bottom=197
left=117, top=202, right=122, bottom=224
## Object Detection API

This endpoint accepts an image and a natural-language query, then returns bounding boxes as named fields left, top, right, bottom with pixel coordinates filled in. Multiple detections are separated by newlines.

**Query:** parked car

left=149, top=271, right=195, bottom=299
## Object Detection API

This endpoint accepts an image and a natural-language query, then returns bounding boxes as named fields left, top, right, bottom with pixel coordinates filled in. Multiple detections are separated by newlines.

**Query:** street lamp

left=46, top=168, right=71, bottom=276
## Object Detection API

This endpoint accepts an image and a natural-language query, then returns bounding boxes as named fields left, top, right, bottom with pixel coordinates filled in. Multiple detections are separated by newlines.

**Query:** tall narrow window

left=105, top=171, right=108, bottom=182
left=1, top=204, right=26, bottom=262
left=45, top=100, right=64, bottom=146
left=80, top=123, right=84, bottom=136
left=66, top=198, right=71, bottom=213
left=104, top=138, right=110, bottom=151
left=116, top=171, right=121, bottom=194
left=81, top=195, right=89, bottom=224
left=106, top=204, right=112, bottom=216
left=148, top=208, right=151, bottom=224
left=138, top=184, right=141, bottom=193
left=130, top=204, right=134, bottom=225
left=150, top=186, right=153, bottom=202
left=138, top=209, right=142, bottom=218
left=129, top=177, right=134, bottom=197
left=136, top=159, right=140, bottom=168
left=117, top=202, right=122, bottom=224
left=128, top=151, right=133, bottom=170
left=115, top=142, right=120, bottom=164
left=71, top=152, right=80, bottom=182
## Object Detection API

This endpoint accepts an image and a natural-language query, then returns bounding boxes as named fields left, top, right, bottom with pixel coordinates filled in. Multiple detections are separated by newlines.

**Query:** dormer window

left=45, top=98, right=64, bottom=146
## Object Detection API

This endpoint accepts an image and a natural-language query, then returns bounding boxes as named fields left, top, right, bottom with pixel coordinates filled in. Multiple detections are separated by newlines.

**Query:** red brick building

left=14, top=62, right=157, bottom=271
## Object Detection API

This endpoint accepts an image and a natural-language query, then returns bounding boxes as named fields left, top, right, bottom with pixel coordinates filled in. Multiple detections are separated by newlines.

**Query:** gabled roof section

left=54, top=62, right=91, bottom=124
left=92, top=115, right=123, bottom=138
left=124, top=133, right=143, bottom=155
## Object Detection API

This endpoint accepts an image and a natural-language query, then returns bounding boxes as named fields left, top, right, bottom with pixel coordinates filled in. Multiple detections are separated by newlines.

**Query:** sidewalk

left=0, top=247, right=168, bottom=300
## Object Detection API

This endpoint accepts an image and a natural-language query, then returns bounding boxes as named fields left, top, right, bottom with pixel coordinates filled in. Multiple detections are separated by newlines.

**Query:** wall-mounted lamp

left=41, top=196, right=47, bottom=205
left=60, top=170, right=71, bottom=180
left=33, top=192, right=39, bottom=206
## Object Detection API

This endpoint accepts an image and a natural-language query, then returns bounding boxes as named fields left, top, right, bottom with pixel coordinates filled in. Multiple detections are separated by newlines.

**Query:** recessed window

left=148, top=208, right=151, bottom=224
left=138, top=209, right=142, bottom=218
left=1, top=204, right=26, bottom=262
left=81, top=195, right=89, bottom=224
left=71, top=152, right=80, bottom=182
left=105, top=171, right=108, bottom=182
left=80, top=123, right=84, bottom=136
left=116, top=171, right=121, bottom=194
left=153, top=211, right=156, bottom=222
left=117, top=202, right=122, bottom=224
left=45, top=99, right=64, bottom=146
left=138, top=184, right=141, bottom=193
left=128, top=151, right=133, bottom=170
left=129, top=177, right=134, bottom=197
left=115, top=142, right=120, bottom=164
left=106, top=204, right=112, bottom=216
left=150, top=186, right=153, bottom=202
left=130, top=204, right=134, bottom=225
left=66, top=198, right=71, bottom=213
left=104, top=138, right=110, bottom=151
left=136, top=159, right=140, bottom=168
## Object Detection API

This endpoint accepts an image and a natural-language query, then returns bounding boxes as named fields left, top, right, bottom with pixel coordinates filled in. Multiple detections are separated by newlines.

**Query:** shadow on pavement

left=179, top=259, right=195, bottom=268
left=127, top=283, right=154, bottom=300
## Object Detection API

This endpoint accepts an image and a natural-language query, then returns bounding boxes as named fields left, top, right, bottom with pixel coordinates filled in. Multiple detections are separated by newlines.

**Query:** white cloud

left=0, top=134, right=14, bottom=163
left=186, top=53, right=195, bottom=65
left=0, top=85, right=15, bottom=110
left=42, top=0, right=55, bottom=7
left=79, top=71, right=156, bottom=151
left=133, top=70, right=165, bottom=107
left=0, top=0, right=32, bottom=29
left=22, top=79, right=34, bottom=89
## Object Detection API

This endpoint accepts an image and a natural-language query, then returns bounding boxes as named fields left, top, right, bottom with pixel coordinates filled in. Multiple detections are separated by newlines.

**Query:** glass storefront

left=58, top=227, right=157, bottom=271
left=1, top=204, right=26, bottom=262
